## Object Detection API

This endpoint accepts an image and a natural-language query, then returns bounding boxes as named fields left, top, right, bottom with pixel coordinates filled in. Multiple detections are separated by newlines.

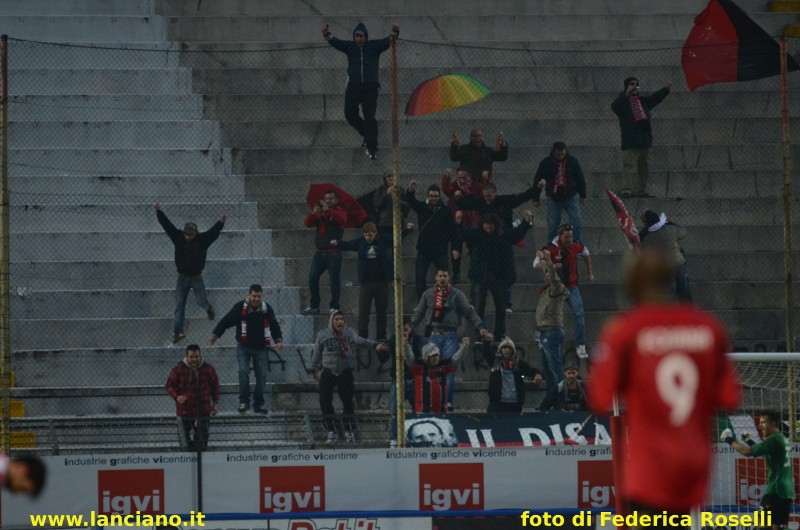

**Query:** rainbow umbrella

left=404, top=74, right=490, bottom=116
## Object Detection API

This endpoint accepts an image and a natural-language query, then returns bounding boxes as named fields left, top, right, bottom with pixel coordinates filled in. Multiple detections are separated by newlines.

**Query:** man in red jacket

left=302, top=189, right=348, bottom=314
left=166, top=344, right=220, bottom=452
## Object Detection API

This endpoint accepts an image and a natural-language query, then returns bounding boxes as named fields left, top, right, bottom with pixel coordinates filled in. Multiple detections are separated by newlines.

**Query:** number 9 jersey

left=588, top=303, right=741, bottom=512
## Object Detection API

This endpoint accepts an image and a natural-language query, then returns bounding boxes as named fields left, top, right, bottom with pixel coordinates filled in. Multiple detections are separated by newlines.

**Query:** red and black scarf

left=551, top=158, right=567, bottom=196
left=628, top=96, right=648, bottom=123
left=240, top=301, right=272, bottom=346
left=432, top=284, right=452, bottom=323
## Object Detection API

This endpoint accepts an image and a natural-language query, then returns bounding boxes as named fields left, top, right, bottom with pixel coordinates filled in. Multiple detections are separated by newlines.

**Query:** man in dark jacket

left=165, top=344, right=220, bottom=451
left=449, top=129, right=508, bottom=180
left=337, top=221, right=412, bottom=340
left=323, top=21, right=399, bottom=159
left=456, top=182, right=537, bottom=312
left=611, top=76, right=671, bottom=198
left=155, top=203, right=226, bottom=344
left=209, top=284, right=283, bottom=414
left=483, top=337, right=542, bottom=414
left=405, top=181, right=459, bottom=300
left=458, top=211, right=533, bottom=340
left=532, top=142, right=587, bottom=243
left=302, top=189, right=348, bottom=314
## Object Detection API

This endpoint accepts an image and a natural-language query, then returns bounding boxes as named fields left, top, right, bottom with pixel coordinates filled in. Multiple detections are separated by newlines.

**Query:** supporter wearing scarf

left=432, top=283, right=452, bottom=323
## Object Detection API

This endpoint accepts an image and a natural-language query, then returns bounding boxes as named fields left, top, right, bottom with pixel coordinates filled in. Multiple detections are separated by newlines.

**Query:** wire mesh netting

left=2, top=34, right=799, bottom=453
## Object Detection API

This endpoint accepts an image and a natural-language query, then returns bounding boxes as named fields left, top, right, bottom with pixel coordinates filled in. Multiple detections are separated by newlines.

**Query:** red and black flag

left=604, top=188, right=640, bottom=250
left=682, top=0, right=799, bottom=91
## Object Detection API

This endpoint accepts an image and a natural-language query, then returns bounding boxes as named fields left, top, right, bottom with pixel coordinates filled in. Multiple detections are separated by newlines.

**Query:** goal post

left=710, top=351, right=799, bottom=515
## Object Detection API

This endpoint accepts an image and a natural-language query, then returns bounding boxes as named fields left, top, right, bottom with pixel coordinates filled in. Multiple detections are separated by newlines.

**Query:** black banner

left=405, top=412, right=611, bottom=448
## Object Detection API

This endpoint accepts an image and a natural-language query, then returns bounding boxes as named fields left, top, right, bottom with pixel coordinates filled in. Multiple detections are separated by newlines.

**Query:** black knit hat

left=624, top=77, right=638, bottom=90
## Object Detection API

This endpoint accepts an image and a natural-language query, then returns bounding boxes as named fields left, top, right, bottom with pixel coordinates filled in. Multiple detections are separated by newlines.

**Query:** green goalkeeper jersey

left=750, top=431, right=796, bottom=499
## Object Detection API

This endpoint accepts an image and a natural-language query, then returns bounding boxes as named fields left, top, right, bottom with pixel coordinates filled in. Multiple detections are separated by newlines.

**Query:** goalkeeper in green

left=721, top=409, right=796, bottom=530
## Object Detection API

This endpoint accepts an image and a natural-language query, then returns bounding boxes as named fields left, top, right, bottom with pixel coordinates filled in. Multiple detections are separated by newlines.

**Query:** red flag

left=605, top=187, right=640, bottom=249
left=682, top=0, right=799, bottom=91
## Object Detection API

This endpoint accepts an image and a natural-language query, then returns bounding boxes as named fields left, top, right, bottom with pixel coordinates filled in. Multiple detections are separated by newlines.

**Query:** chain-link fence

left=2, top=34, right=799, bottom=453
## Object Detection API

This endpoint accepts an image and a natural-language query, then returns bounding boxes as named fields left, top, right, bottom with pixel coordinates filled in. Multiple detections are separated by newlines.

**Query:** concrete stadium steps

left=10, top=314, right=315, bottom=350
left=10, top=287, right=302, bottom=319
left=9, top=148, right=229, bottom=177
left=215, top=118, right=800, bottom=149
left=9, top=230, right=272, bottom=261
left=232, top=145, right=800, bottom=175
left=9, top=258, right=285, bottom=290
left=258, top=198, right=792, bottom=230
left=164, top=14, right=797, bottom=43
left=10, top=174, right=245, bottom=199
left=1, top=16, right=168, bottom=43
left=282, top=252, right=800, bottom=285
left=8, top=203, right=257, bottom=232
left=190, top=65, right=793, bottom=95
left=267, top=225, right=792, bottom=258
left=15, top=307, right=782, bottom=356
left=8, top=121, right=221, bottom=149
left=6, top=280, right=789, bottom=328
left=11, top=346, right=312, bottom=388
left=9, top=95, right=204, bottom=121
left=247, top=171, right=796, bottom=201
left=10, top=69, right=192, bottom=95
left=201, top=92, right=799, bottom=121
left=9, top=413, right=391, bottom=451
left=3, top=0, right=153, bottom=16
left=154, top=0, right=771, bottom=17
left=8, top=40, right=184, bottom=69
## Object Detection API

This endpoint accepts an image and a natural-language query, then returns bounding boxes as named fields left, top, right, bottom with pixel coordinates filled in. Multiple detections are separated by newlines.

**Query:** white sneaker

left=389, top=439, right=398, bottom=448
left=576, top=345, right=588, bottom=359
left=325, top=431, right=338, bottom=445
left=344, top=431, right=356, bottom=443
left=505, top=308, right=513, bottom=313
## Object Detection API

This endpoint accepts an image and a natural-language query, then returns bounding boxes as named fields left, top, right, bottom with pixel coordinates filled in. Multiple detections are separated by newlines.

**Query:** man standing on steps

left=322, top=21, right=399, bottom=160
left=209, top=284, right=284, bottom=414
left=155, top=203, right=226, bottom=344
left=611, top=76, right=671, bottom=198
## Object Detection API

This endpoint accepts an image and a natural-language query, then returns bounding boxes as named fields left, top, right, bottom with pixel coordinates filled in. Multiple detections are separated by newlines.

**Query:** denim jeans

left=237, top=343, right=267, bottom=408
left=674, top=263, right=693, bottom=302
left=308, top=251, right=342, bottom=310
left=428, top=332, right=459, bottom=406
left=538, top=328, right=565, bottom=409
left=566, top=286, right=586, bottom=347
left=389, top=378, right=415, bottom=440
left=414, top=251, right=449, bottom=300
left=546, top=195, right=584, bottom=243
left=469, top=276, right=506, bottom=338
left=174, top=273, right=212, bottom=334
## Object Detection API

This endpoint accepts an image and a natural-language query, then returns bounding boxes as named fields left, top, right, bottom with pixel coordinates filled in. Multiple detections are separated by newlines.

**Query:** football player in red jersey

left=588, top=248, right=740, bottom=514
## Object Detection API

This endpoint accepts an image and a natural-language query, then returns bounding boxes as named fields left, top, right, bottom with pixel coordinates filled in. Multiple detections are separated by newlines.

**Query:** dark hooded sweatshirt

left=326, top=22, right=395, bottom=85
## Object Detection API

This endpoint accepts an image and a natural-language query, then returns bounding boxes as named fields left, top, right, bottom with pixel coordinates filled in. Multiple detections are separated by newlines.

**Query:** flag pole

left=779, top=32, right=796, bottom=439
left=389, top=33, right=405, bottom=447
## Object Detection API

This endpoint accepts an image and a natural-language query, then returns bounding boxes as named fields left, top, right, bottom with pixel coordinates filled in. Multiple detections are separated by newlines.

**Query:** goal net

left=709, top=352, right=799, bottom=517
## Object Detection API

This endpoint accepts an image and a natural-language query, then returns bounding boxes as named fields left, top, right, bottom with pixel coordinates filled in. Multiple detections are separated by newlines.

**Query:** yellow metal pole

left=0, top=34, right=11, bottom=454
left=779, top=33, right=796, bottom=438
left=389, top=35, right=405, bottom=447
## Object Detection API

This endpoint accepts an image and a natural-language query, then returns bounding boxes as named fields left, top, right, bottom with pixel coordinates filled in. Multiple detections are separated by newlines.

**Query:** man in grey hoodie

left=310, top=311, right=388, bottom=445
left=410, top=269, right=492, bottom=411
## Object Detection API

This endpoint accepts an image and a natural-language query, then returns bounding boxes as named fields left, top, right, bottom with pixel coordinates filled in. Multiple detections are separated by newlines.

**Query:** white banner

left=3, top=445, right=797, bottom=527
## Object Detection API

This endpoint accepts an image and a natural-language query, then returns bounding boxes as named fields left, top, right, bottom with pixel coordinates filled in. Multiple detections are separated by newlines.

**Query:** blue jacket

left=326, top=22, right=394, bottom=85
left=339, top=229, right=410, bottom=283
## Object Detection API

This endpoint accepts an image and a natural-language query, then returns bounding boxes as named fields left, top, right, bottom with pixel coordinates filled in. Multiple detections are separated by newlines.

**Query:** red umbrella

left=605, top=187, right=641, bottom=249
left=306, top=183, right=368, bottom=228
